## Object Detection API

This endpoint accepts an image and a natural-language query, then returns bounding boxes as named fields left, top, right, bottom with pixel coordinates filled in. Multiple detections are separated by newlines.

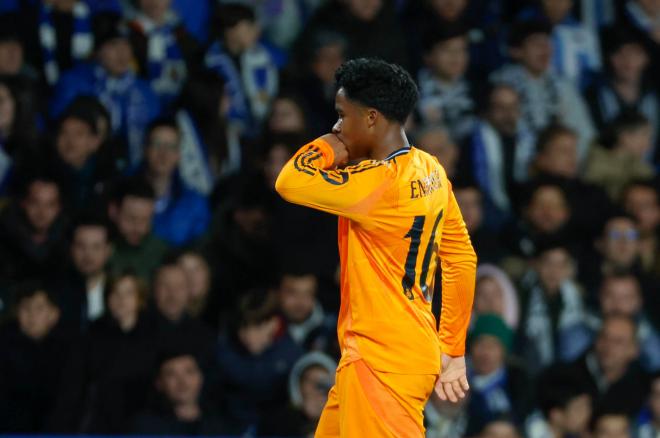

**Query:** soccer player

left=275, top=58, right=477, bottom=437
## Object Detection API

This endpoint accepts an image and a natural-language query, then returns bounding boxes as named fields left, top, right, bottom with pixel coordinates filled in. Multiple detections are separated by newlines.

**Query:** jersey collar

left=385, top=147, right=411, bottom=160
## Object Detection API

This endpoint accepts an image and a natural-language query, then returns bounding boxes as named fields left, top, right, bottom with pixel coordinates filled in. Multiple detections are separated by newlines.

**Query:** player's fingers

left=451, top=380, right=465, bottom=399
left=444, top=382, right=458, bottom=403
left=436, top=383, right=447, bottom=401
left=460, top=375, right=470, bottom=391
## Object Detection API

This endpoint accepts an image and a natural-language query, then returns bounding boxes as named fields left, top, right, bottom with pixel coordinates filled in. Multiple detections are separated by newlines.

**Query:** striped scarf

left=205, top=40, right=278, bottom=134
left=472, top=120, right=535, bottom=212
left=39, top=1, right=93, bottom=85
left=626, top=1, right=660, bottom=34
left=93, top=65, right=152, bottom=165
left=176, top=109, right=242, bottom=195
left=132, top=12, right=186, bottom=100
left=491, top=64, right=562, bottom=134
left=417, top=68, right=476, bottom=142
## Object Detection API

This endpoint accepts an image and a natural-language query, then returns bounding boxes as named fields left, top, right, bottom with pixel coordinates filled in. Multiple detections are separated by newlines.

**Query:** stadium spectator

left=502, top=183, right=576, bottom=261
left=57, top=214, right=112, bottom=333
left=416, top=24, right=476, bottom=142
left=473, top=264, right=520, bottom=330
left=48, top=103, right=118, bottom=212
left=415, top=125, right=459, bottom=179
left=579, top=213, right=657, bottom=304
left=175, top=71, right=239, bottom=195
left=243, top=135, right=339, bottom=305
left=636, top=372, right=660, bottom=438
left=491, top=20, right=596, bottom=161
left=0, top=76, right=39, bottom=196
left=50, top=14, right=160, bottom=166
left=0, top=20, right=28, bottom=77
left=584, top=111, right=655, bottom=201
left=137, top=118, right=210, bottom=247
left=590, top=410, right=633, bottom=438
left=527, top=367, right=592, bottom=438
left=205, top=3, right=278, bottom=134
left=424, top=391, right=469, bottom=438
left=15, top=0, right=95, bottom=86
left=216, top=289, right=303, bottom=431
left=127, top=0, right=200, bottom=107
left=621, top=180, right=660, bottom=278
left=528, top=125, right=614, bottom=242
left=132, top=350, right=237, bottom=435
left=175, top=250, right=212, bottom=321
left=0, top=283, right=70, bottom=433
left=202, top=181, right=279, bottom=312
left=148, top=261, right=215, bottom=369
left=296, top=0, right=408, bottom=70
left=465, top=314, right=531, bottom=435
left=558, top=315, right=650, bottom=416
left=0, top=175, right=68, bottom=282
left=278, top=268, right=335, bottom=353
left=264, top=93, right=309, bottom=142
left=516, top=242, right=589, bottom=373
left=479, top=418, right=523, bottom=438
left=49, top=272, right=154, bottom=433
left=621, top=0, right=660, bottom=81
left=260, top=351, right=337, bottom=437
left=590, top=274, right=660, bottom=371
left=462, top=83, right=535, bottom=227
left=586, top=28, right=659, bottom=163
left=518, top=0, right=602, bottom=89
left=453, top=182, right=504, bottom=263
left=292, top=30, right=346, bottom=138
left=107, top=177, right=169, bottom=281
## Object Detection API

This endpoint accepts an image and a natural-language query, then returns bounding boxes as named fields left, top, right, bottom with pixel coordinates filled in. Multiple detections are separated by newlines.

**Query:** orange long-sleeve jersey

left=276, top=138, right=477, bottom=375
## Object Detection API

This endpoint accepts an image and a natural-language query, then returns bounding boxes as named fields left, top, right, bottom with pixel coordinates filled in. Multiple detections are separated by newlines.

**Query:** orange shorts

left=315, top=359, right=436, bottom=438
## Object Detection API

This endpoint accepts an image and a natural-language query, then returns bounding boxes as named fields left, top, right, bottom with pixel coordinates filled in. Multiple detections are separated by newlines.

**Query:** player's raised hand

left=320, top=133, right=349, bottom=168
left=435, top=353, right=469, bottom=403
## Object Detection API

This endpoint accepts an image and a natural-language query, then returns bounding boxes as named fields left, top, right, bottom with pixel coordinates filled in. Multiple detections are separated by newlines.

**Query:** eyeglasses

left=607, top=229, right=639, bottom=241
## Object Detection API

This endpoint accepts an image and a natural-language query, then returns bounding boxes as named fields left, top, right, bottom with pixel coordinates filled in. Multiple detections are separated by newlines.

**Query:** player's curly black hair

left=334, top=58, right=418, bottom=124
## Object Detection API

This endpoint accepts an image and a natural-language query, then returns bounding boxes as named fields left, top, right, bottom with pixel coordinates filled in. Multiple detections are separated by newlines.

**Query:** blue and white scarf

left=472, top=120, right=535, bottom=212
left=132, top=12, right=187, bottom=101
left=93, top=65, right=153, bottom=165
left=205, top=41, right=278, bottom=134
left=491, top=65, right=562, bottom=134
left=417, top=68, right=476, bottom=142
left=39, top=1, right=93, bottom=85
left=579, top=0, right=616, bottom=30
left=470, top=367, right=512, bottom=416
left=596, top=83, right=659, bottom=161
left=626, top=0, right=660, bottom=34
left=551, top=18, right=601, bottom=89
left=176, top=110, right=242, bottom=195
left=523, top=277, right=585, bottom=370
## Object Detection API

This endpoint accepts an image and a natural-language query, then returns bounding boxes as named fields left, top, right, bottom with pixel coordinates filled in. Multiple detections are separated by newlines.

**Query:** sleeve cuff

left=311, top=137, right=336, bottom=170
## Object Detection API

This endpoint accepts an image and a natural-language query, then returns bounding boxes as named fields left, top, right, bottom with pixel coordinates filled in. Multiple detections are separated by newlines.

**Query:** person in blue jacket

left=50, top=14, right=160, bottom=167
left=137, top=117, right=210, bottom=247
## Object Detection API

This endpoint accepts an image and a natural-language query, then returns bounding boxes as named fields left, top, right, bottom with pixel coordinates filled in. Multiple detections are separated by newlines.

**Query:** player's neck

left=370, top=127, right=410, bottom=161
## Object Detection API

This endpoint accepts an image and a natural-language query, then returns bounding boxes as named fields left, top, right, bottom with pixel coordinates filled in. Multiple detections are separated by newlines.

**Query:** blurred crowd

left=0, top=0, right=658, bottom=437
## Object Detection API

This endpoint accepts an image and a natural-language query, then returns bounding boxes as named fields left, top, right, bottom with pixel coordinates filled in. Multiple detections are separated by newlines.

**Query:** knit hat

left=469, top=314, right=513, bottom=353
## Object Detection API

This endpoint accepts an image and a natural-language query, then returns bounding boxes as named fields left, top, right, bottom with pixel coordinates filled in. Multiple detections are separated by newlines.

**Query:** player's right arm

left=275, top=135, right=395, bottom=221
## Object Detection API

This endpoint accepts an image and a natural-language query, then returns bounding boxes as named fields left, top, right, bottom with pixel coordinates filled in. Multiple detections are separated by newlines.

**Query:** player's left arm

left=275, top=135, right=395, bottom=222
left=435, top=184, right=477, bottom=403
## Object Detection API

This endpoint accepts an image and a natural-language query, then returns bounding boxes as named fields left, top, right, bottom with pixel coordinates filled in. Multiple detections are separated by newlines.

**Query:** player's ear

left=366, top=108, right=378, bottom=128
